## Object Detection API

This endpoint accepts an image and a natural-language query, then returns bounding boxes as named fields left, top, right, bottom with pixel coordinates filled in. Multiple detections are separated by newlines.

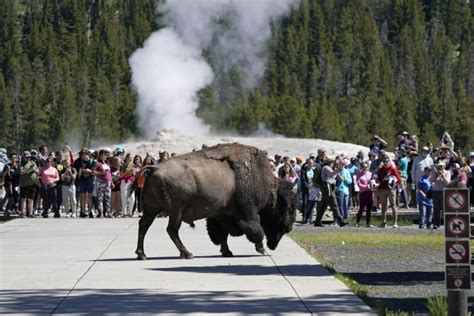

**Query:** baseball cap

left=401, top=131, right=409, bottom=136
left=23, top=151, right=31, bottom=158
left=469, top=152, right=474, bottom=157
left=422, top=146, right=430, bottom=152
left=452, top=163, right=461, bottom=170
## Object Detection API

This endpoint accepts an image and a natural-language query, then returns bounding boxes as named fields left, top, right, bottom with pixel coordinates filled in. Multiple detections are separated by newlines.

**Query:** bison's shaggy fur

left=130, top=143, right=297, bottom=260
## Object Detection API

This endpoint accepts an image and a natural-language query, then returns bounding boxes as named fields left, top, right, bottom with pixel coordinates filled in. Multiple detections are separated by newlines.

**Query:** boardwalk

left=1, top=218, right=374, bottom=315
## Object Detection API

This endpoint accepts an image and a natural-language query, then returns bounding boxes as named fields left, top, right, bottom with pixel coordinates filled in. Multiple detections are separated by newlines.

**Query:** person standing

left=431, top=162, right=450, bottom=229
left=314, top=157, right=347, bottom=227
left=336, top=160, right=352, bottom=224
left=2, top=153, right=20, bottom=216
left=397, top=150, right=409, bottom=208
left=411, top=146, right=434, bottom=188
left=75, top=149, right=96, bottom=218
left=468, top=152, right=474, bottom=206
left=39, top=157, right=60, bottom=218
left=447, top=163, right=468, bottom=188
left=416, top=167, right=434, bottom=228
left=19, top=151, right=39, bottom=217
left=376, top=156, right=402, bottom=228
left=120, top=153, right=135, bottom=217
left=60, top=158, right=77, bottom=217
left=355, top=162, right=373, bottom=227
left=93, top=150, right=112, bottom=218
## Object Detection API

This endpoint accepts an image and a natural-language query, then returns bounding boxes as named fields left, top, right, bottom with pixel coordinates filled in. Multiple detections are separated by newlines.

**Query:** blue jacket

left=336, top=168, right=352, bottom=195
left=416, top=175, right=433, bottom=206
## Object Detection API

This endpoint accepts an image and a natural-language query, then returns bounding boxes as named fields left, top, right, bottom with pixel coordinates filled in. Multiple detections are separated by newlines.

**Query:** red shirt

left=377, top=164, right=401, bottom=190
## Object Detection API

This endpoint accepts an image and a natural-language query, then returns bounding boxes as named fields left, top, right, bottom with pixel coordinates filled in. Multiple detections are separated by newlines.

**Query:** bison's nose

left=267, top=240, right=278, bottom=250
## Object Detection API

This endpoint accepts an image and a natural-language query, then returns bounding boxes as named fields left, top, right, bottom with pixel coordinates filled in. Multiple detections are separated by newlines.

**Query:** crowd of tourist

left=1, top=131, right=473, bottom=229
left=0, top=145, right=173, bottom=219
left=271, top=131, right=474, bottom=229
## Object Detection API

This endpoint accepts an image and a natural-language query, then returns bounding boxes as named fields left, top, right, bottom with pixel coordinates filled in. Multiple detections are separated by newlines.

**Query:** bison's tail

left=128, top=167, right=153, bottom=198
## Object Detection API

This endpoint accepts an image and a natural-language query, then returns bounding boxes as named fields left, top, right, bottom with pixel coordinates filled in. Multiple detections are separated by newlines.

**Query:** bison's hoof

left=180, top=251, right=194, bottom=259
left=256, top=247, right=266, bottom=255
left=221, top=249, right=234, bottom=257
left=136, top=250, right=147, bottom=260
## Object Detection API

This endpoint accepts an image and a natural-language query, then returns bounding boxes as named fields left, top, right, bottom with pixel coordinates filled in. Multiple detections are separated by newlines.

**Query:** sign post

left=444, top=188, right=470, bottom=316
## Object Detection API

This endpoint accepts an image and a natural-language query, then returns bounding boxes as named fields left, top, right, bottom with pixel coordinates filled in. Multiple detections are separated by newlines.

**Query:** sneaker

left=355, top=223, right=360, bottom=227
left=138, top=212, right=143, bottom=218
left=79, top=211, right=87, bottom=218
left=378, top=222, right=386, bottom=228
left=71, top=213, right=76, bottom=218
left=393, top=224, right=399, bottom=228
left=66, top=213, right=71, bottom=218
left=330, top=222, right=339, bottom=227
left=366, top=224, right=374, bottom=228
left=313, top=222, right=326, bottom=227
left=339, top=221, right=348, bottom=227
left=432, top=225, right=439, bottom=229
left=418, top=225, right=425, bottom=229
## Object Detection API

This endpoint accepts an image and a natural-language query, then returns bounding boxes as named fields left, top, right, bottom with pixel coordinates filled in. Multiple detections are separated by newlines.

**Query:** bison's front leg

left=167, top=213, right=193, bottom=259
left=237, top=214, right=265, bottom=256
left=207, top=218, right=233, bottom=257
left=136, top=210, right=157, bottom=260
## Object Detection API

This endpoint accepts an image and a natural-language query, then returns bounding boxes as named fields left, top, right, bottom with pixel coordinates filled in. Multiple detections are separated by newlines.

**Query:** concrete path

left=0, top=218, right=374, bottom=315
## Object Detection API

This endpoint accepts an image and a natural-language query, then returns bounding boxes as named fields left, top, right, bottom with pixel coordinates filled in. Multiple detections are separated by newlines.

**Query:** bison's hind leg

left=135, top=209, right=159, bottom=260
left=166, top=212, right=193, bottom=259
left=207, top=217, right=233, bottom=257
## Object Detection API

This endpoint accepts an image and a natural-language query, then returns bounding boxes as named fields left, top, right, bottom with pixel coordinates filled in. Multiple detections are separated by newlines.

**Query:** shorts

left=80, top=181, right=94, bottom=194
left=376, top=188, right=396, bottom=209
left=20, top=185, right=36, bottom=199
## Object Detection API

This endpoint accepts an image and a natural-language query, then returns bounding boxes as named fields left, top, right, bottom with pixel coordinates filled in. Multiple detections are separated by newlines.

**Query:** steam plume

left=130, top=0, right=298, bottom=138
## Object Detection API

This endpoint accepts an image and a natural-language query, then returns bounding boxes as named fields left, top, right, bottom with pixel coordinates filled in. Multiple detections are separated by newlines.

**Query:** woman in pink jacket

left=355, top=162, right=373, bottom=227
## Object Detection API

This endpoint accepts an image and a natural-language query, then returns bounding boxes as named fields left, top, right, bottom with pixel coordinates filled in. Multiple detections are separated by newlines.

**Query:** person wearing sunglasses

left=376, top=155, right=401, bottom=228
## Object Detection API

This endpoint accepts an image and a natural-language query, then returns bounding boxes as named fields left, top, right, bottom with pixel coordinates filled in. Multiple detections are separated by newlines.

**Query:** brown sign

left=445, top=214, right=470, bottom=238
left=446, top=265, right=472, bottom=290
left=445, top=240, right=470, bottom=264
left=444, top=189, right=469, bottom=213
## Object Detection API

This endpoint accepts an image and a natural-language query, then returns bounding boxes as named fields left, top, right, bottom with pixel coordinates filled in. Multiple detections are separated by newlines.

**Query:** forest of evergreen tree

left=1, top=0, right=473, bottom=153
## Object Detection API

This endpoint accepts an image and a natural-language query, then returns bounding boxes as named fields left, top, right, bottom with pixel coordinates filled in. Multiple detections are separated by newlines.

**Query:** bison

left=129, top=143, right=297, bottom=260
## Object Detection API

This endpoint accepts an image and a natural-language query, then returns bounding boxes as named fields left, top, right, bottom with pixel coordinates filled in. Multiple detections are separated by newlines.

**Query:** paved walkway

left=0, top=218, right=374, bottom=315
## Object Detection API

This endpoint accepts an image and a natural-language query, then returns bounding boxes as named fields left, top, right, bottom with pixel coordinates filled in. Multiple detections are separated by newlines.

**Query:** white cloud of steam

left=129, top=29, right=213, bottom=136
left=130, top=0, right=299, bottom=138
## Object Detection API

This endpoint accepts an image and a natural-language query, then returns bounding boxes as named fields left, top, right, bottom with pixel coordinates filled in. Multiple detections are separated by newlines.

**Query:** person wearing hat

left=19, top=151, right=39, bottom=217
left=314, top=156, right=347, bottom=227
left=431, top=162, right=451, bottom=228
left=411, top=146, right=434, bottom=187
left=447, top=162, right=467, bottom=188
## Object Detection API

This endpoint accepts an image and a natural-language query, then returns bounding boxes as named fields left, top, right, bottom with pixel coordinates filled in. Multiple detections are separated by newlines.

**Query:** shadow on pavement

left=0, top=289, right=372, bottom=315
left=345, top=271, right=444, bottom=286
left=148, top=264, right=331, bottom=277
left=95, top=254, right=260, bottom=262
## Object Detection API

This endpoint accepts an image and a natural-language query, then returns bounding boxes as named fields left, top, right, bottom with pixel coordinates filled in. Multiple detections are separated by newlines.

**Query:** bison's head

left=262, top=180, right=298, bottom=250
